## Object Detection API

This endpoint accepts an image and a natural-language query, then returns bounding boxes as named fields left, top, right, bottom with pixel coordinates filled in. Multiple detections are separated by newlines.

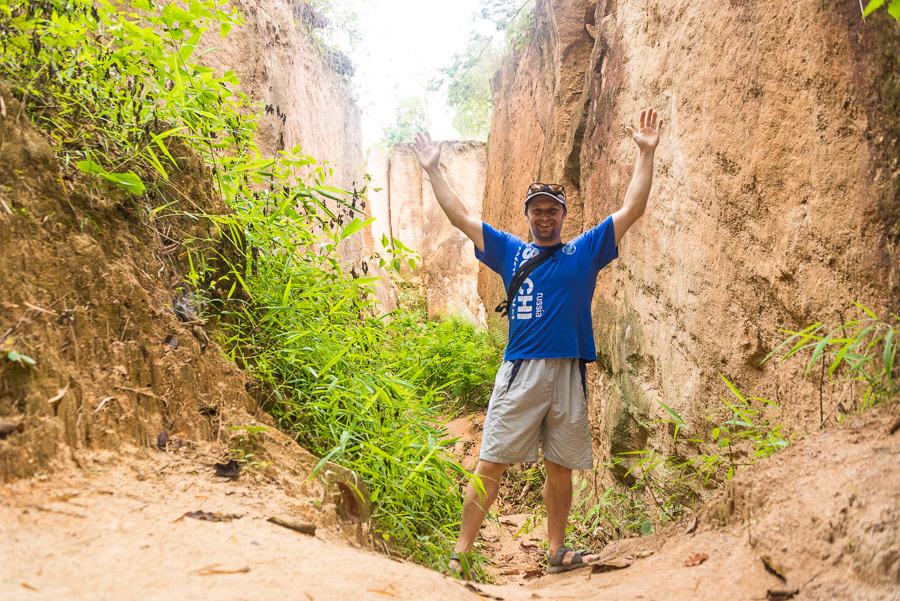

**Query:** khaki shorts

left=480, top=358, right=593, bottom=470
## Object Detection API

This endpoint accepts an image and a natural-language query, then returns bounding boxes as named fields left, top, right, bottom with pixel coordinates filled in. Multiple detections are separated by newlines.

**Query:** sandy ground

left=2, top=402, right=899, bottom=601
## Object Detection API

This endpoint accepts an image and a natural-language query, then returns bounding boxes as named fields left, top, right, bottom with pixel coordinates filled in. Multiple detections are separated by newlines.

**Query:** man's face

left=525, top=197, right=566, bottom=244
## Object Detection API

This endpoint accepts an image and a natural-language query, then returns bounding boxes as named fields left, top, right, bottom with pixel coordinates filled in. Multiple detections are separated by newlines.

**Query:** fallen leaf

left=193, top=564, right=250, bottom=576
left=500, top=569, right=521, bottom=575
left=192, top=324, right=210, bottom=350
left=589, top=557, right=633, bottom=575
left=164, top=334, right=179, bottom=351
left=500, top=518, right=518, bottom=526
left=366, top=585, right=401, bottom=598
left=336, top=481, right=360, bottom=520
left=683, top=515, right=698, bottom=535
left=684, top=553, right=709, bottom=567
left=267, top=517, right=316, bottom=536
left=463, top=584, right=504, bottom=600
left=179, top=510, right=242, bottom=522
left=761, top=555, right=787, bottom=581
left=92, top=397, right=114, bottom=415
left=502, top=553, right=515, bottom=562
left=21, top=583, right=37, bottom=592
left=522, top=568, right=543, bottom=580
left=888, top=416, right=900, bottom=435
left=156, top=430, right=182, bottom=451
left=0, top=420, right=23, bottom=439
left=47, top=385, right=69, bottom=406
left=519, top=541, right=538, bottom=551
left=214, top=459, right=242, bottom=479
left=766, top=587, right=799, bottom=600
left=48, top=492, right=80, bottom=503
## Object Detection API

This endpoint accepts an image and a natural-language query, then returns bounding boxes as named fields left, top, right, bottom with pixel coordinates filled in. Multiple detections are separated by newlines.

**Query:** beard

left=531, top=222, right=561, bottom=244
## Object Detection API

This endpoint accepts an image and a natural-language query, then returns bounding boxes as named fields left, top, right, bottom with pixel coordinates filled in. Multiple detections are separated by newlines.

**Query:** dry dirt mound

left=1, top=401, right=897, bottom=601
left=0, top=445, right=476, bottom=601
left=447, top=403, right=900, bottom=600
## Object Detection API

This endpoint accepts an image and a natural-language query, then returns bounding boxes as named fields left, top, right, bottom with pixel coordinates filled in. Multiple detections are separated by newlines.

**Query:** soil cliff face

left=482, top=0, right=900, bottom=459
left=0, top=1, right=369, bottom=485
left=198, top=0, right=368, bottom=266
left=367, top=142, right=488, bottom=323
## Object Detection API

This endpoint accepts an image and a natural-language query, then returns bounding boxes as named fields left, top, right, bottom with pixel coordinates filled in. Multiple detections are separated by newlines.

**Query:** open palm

left=412, top=131, right=442, bottom=171
left=625, top=107, right=662, bottom=152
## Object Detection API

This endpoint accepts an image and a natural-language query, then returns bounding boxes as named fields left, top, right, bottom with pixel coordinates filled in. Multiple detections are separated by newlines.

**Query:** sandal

left=448, top=551, right=469, bottom=580
left=546, top=545, right=596, bottom=574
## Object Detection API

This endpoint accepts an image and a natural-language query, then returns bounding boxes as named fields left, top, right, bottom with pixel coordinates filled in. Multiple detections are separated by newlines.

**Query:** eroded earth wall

left=197, top=0, right=369, bottom=268
left=481, top=0, right=900, bottom=463
left=366, top=142, right=488, bottom=323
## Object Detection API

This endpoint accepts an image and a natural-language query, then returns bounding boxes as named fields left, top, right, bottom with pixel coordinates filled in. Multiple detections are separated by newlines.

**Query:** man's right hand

left=412, top=131, right=442, bottom=172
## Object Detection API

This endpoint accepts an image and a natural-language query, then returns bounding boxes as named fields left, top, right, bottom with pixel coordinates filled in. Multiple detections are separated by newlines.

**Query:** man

left=411, top=107, right=662, bottom=576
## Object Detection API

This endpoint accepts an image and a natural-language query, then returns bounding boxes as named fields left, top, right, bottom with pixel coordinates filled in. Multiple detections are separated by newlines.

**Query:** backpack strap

left=495, top=242, right=564, bottom=318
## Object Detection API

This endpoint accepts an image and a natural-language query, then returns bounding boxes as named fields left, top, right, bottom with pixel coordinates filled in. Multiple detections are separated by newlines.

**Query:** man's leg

left=544, top=459, right=598, bottom=564
left=450, top=459, right=508, bottom=571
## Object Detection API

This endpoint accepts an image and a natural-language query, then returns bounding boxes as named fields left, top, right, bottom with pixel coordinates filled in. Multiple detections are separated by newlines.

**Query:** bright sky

left=338, top=0, right=496, bottom=148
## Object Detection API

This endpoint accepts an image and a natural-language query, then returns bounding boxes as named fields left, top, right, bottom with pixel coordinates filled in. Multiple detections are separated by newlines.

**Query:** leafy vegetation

left=430, top=0, right=536, bottom=141
left=560, top=303, right=898, bottom=546
left=863, top=0, right=900, bottom=20
left=763, top=302, right=899, bottom=412
left=387, top=313, right=504, bottom=410
left=0, top=0, right=501, bottom=573
left=296, top=0, right=359, bottom=79
left=572, top=375, right=790, bottom=540
left=378, top=94, right=430, bottom=150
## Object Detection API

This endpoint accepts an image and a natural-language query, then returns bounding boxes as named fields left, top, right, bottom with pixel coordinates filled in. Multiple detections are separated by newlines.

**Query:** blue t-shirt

left=475, top=216, right=618, bottom=362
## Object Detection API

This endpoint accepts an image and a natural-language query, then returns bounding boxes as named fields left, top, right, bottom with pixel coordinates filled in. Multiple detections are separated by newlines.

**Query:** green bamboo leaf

left=863, top=0, right=886, bottom=17
left=142, top=145, right=169, bottom=179
left=6, top=350, right=36, bottom=366
left=76, top=160, right=145, bottom=195
left=889, top=0, right=900, bottom=19
left=281, top=277, right=292, bottom=306
left=806, top=331, right=837, bottom=376
left=230, top=158, right=276, bottom=173
left=884, top=329, right=894, bottom=379
left=340, top=217, right=376, bottom=240
left=162, top=3, right=195, bottom=24
left=353, top=276, right=382, bottom=286
left=853, top=301, right=878, bottom=319
left=719, top=373, right=747, bottom=404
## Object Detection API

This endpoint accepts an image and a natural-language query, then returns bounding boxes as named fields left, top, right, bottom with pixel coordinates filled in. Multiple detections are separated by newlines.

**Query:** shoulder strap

left=495, top=242, right=564, bottom=317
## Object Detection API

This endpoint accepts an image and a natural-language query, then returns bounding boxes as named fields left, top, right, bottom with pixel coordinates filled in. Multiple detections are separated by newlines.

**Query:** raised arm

left=412, top=132, right=485, bottom=253
left=612, top=107, right=662, bottom=245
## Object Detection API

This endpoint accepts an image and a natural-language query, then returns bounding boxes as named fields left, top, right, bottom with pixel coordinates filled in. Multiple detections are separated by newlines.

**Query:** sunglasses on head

left=527, top=183, right=566, bottom=199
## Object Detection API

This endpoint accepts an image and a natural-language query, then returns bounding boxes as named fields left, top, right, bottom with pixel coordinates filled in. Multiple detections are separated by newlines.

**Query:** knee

left=544, top=459, right=573, bottom=480
left=476, top=459, right=508, bottom=479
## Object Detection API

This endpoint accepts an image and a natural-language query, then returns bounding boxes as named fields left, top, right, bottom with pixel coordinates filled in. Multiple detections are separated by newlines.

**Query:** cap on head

left=524, top=183, right=567, bottom=214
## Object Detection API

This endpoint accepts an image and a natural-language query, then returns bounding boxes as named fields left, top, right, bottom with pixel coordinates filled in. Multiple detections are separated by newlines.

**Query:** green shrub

left=387, top=314, right=504, bottom=410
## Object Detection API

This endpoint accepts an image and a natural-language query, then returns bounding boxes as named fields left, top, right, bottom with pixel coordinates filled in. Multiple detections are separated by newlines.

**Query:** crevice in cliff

left=384, top=156, right=395, bottom=251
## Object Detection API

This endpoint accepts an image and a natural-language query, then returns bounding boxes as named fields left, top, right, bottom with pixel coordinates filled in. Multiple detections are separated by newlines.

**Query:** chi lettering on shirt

left=475, top=216, right=618, bottom=362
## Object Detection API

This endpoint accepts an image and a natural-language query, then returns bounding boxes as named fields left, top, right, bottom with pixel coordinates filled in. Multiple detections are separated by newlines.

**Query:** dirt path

left=2, top=403, right=899, bottom=601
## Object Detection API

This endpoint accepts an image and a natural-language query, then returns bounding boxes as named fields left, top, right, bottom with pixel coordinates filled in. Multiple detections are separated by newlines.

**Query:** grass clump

left=387, top=313, right=504, bottom=410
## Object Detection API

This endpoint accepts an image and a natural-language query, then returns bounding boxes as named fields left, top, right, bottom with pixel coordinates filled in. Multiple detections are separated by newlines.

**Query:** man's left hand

left=625, top=106, right=662, bottom=152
